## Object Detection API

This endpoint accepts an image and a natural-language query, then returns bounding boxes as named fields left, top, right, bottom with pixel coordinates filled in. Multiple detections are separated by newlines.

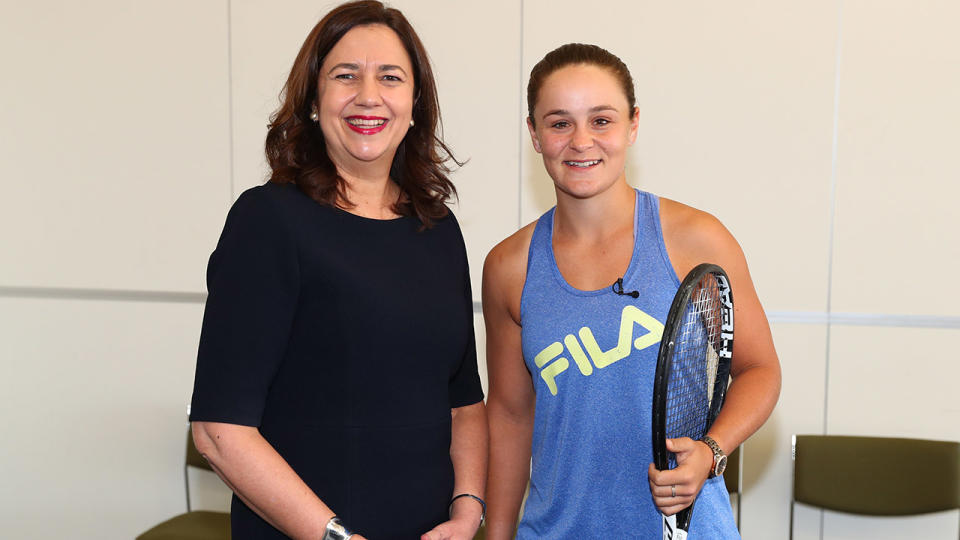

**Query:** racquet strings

left=664, top=274, right=724, bottom=469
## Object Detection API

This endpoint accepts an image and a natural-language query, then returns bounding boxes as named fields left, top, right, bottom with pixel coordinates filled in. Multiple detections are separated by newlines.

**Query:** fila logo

left=534, top=305, right=664, bottom=396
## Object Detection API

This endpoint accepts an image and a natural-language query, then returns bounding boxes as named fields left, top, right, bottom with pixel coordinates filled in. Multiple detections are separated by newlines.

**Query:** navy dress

left=189, top=182, right=483, bottom=539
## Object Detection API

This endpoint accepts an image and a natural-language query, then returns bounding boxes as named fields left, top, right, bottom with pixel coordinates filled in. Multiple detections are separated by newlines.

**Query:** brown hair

left=527, top=43, right=637, bottom=126
left=265, top=1, right=460, bottom=227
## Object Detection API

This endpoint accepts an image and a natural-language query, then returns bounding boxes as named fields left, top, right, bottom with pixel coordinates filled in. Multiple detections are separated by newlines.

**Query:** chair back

left=186, top=429, right=214, bottom=472
left=724, top=446, right=743, bottom=529
left=137, top=429, right=230, bottom=539
left=792, top=434, right=960, bottom=516
left=724, top=446, right=741, bottom=495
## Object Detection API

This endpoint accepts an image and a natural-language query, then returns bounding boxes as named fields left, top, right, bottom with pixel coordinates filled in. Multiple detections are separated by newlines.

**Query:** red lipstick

left=345, top=115, right=388, bottom=135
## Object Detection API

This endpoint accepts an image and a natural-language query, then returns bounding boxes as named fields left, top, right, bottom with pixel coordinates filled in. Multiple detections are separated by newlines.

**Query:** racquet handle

left=662, top=513, right=688, bottom=540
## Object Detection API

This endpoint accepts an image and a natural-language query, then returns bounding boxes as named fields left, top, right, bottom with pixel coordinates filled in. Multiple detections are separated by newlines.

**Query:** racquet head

left=652, top=263, right=734, bottom=534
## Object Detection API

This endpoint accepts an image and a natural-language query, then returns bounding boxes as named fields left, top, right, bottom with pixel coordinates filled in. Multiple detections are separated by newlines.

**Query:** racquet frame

left=652, top=263, right=734, bottom=539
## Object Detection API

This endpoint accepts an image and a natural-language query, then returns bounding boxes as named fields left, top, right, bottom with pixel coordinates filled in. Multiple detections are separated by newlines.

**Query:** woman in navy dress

left=189, top=3, right=487, bottom=539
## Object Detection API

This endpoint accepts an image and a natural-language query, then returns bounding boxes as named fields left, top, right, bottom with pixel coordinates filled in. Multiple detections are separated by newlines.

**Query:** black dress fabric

left=189, top=182, right=484, bottom=539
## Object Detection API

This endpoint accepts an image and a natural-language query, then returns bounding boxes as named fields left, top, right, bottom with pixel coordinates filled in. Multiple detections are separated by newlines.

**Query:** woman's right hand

left=191, top=422, right=340, bottom=540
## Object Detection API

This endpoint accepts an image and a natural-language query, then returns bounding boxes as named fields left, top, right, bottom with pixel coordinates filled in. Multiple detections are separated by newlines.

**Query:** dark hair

left=527, top=43, right=637, bottom=126
left=265, top=0, right=460, bottom=227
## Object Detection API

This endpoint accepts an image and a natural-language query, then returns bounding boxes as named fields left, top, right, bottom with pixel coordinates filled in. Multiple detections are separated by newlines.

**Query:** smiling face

left=528, top=63, right=639, bottom=200
left=316, top=24, right=415, bottom=176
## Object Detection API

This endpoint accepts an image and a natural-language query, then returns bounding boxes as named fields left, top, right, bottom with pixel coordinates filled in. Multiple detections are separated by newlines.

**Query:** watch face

left=715, top=454, right=728, bottom=476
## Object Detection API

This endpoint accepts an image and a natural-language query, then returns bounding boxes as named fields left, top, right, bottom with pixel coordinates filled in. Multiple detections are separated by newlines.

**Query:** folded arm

left=191, top=421, right=368, bottom=540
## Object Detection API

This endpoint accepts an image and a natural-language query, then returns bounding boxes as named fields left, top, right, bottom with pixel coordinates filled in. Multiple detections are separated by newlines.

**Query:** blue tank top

left=517, top=190, right=740, bottom=539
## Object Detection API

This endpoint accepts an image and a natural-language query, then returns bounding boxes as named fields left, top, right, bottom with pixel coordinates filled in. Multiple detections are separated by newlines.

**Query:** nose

left=570, top=125, right=593, bottom=152
left=355, top=76, right=382, bottom=107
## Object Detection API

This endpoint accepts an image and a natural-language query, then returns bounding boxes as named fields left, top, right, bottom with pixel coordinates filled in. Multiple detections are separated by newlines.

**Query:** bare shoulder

left=484, top=221, right=536, bottom=285
left=482, top=220, right=537, bottom=323
left=662, top=198, right=780, bottom=395
left=659, top=197, right=743, bottom=277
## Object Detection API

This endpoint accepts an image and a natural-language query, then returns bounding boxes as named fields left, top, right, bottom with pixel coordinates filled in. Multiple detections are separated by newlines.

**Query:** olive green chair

left=789, top=434, right=960, bottom=539
left=725, top=445, right=743, bottom=529
left=137, top=429, right=231, bottom=540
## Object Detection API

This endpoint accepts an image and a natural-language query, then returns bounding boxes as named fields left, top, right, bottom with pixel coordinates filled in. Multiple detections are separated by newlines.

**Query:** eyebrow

left=327, top=62, right=360, bottom=73
left=326, top=63, right=409, bottom=76
left=542, top=105, right=618, bottom=118
left=379, top=64, right=408, bottom=76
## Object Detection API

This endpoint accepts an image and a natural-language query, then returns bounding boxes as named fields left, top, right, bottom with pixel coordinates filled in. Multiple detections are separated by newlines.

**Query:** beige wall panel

left=789, top=504, right=827, bottom=540
left=229, top=2, right=329, bottom=194
left=0, top=2, right=231, bottom=292
left=826, top=326, right=959, bottom=441
left=0, top=298, right=205, bottom=539
left=740, top=323, right=827, bottom=540
left=822, top=325, right=960, bottom=538
left=831, top=1, right=960, bottom=316
left=521, top=1, right=838, bottom=312
left=474, top=310, right=488, bottom=397
left=230, top=0, right=521, bottom=296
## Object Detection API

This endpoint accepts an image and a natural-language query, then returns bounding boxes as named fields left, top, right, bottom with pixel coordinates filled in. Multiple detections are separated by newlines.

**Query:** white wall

left=1, top=1, right=958, bottom=539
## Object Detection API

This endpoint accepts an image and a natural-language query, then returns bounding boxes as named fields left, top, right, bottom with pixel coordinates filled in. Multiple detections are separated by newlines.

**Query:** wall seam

left=824, top=0, right=845, bottom=443
left=227, top=0, right=236, bottom=203
left=0, top=287, right=206, bottom=304
left=4, top=286, right=960, bottom=329
left=517, top=0, right=525, bottom=230
left=821, top=0, right=846, bottom=537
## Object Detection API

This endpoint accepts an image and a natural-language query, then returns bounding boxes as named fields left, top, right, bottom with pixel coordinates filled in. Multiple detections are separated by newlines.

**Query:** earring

left=409, top=119, right=415, bottom=127
left=310, top=110, right=319, bottom=122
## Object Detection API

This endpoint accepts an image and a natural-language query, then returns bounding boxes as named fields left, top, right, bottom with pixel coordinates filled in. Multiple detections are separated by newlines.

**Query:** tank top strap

left=523, top=206, right=559, bottom=293
left=623, top=189, right=678, bottom=287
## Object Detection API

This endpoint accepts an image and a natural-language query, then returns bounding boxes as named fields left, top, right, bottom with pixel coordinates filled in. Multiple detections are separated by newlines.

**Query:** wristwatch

left=700, top=435, right=727, bottom=478
left=322, top=516, right=354, bottom=540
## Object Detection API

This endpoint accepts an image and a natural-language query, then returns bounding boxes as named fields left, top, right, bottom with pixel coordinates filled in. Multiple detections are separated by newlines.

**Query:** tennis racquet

left=652, top=263, right=734, bottom=540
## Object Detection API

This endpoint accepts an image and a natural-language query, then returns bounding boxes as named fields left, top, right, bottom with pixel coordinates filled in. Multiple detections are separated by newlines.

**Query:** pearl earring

left=409, top=119, right=415, bottom=127
left=310, top=110, right=318, bottom=122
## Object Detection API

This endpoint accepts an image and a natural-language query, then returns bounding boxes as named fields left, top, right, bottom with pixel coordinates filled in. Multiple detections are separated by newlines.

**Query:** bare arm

left=703, top=234, right=781, bottom=455
left=650, top=201, right=781, bottom=514
left=191, top=421, right=368, bottom=540
left=482, top=233, right=537, bottom=540
left=422, top=401, right=488, bottom=540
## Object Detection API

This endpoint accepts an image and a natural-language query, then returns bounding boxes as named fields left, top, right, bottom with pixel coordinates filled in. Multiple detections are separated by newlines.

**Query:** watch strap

left=700, top=435, right=726, bottom=477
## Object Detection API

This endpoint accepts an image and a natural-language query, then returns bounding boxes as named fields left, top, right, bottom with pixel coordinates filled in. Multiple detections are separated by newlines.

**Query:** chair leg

left=736, top=492, right=741, bottom=532
left=788, top=501, right=794, bottom=540
left=185, top=464, right=192, bottom=512
left=737, top=446, right=743, bottom=533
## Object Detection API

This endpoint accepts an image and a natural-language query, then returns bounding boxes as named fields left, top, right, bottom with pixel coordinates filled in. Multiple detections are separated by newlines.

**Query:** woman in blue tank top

left=483, top=44, right=782, bottom=539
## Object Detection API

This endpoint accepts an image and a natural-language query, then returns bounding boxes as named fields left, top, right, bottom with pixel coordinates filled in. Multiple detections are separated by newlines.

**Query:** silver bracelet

left=322, top=516, right=354, bottom=540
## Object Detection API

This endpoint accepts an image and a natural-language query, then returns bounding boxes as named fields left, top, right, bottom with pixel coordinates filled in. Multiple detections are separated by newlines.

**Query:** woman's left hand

left=421, top=494, right=483, bottom=540
left=648, top=437, right=714, bottom=515
left=420, top=516, right=480, bottom=540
